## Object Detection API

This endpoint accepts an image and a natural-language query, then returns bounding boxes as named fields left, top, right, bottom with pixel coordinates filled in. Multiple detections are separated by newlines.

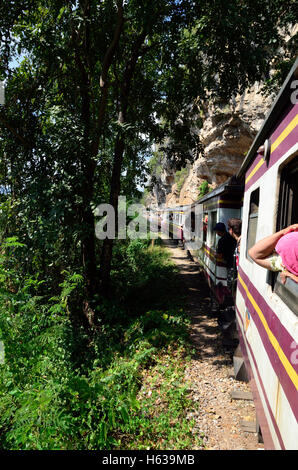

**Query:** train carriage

left=183, top=178, right=243, bottom=307
left=159, top=205, right=189, bottom=243
left=155, top=58, right=298, bottom=449
left=147, top=208, right=162, bottom=230
left=235, top=58, right=298, bottom=450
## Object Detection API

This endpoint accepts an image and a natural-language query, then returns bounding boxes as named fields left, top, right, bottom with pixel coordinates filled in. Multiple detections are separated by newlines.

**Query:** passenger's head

left=275, top=232, right=298, bottom=275
left=228, top=218, right=242, bottom=238
left=213, top=222, right=226, bottom=237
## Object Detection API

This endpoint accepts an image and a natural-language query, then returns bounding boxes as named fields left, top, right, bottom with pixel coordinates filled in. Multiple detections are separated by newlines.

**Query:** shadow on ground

left=162, top=238, right=238, bottom=365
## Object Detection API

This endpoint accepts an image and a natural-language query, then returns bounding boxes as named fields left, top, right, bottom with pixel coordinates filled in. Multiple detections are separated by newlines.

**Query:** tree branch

left=100, top=0, right=124, bottom=88
left=91, top=0, right=124, bottom=156
left=0, top=111, right=32, bottom=149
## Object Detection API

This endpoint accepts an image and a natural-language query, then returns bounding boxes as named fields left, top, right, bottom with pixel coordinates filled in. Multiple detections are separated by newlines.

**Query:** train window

left=191, top=211, right=195, bottom=232
left=274, top=276, right=298, bottom=317
left=246, top=188, right=260, bottom=259
left=202, top=212, right=208, bottom=242
left=209, top=211, right=217, bottom=248
left=276, top=157, right=298, bottom=230
left=271, top=156, right=298, bottom=315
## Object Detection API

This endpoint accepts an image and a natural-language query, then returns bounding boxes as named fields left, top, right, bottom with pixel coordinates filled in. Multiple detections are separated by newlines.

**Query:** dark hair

left=228, top=218, right=242, bottom=236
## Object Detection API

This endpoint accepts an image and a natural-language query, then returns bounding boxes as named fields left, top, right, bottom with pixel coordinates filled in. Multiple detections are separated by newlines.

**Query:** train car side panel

left=236, top=97, right=298, bottom=450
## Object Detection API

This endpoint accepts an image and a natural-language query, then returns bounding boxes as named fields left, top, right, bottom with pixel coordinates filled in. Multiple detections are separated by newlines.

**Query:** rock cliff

left=147, top=21, right=298, bottom=209
left=146, top=82, right=274, bottom=208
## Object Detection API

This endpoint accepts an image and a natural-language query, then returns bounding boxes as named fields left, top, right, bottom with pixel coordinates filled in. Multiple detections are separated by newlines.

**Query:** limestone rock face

left=148, top=82, right=274, bottom=208
left=189, top=84, right=273, bottom=188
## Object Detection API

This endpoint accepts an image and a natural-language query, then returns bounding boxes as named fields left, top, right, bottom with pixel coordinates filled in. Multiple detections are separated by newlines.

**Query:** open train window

left=276, top=157, right=298, bottom=230
left=270, top=156, right=298, bottom=316
left=191, top=211, right=195, bottom=231
left=209, top=211, right=217, bottom=248
left=246, top=188, right=260, bottom=259
left=193, top=207, right=203, bottom=241
left=202, top=211, right=208, bottom=242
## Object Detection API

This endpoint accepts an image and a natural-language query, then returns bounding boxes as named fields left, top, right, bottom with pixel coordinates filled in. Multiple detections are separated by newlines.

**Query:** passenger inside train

left=214, top=222, right=236, bottom=271
left=214, top=222, right=237, bottom=331
left=248, top=223, right=298, bottom=284
left=227, top=218, right=242, bottom=270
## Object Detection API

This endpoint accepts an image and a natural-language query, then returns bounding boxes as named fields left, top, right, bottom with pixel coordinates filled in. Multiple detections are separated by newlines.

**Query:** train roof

left=237, top=56, right=298, bottom=179
left=190, top=176, right=243, bottom=207
left=160, top=204, right=192, bottom=212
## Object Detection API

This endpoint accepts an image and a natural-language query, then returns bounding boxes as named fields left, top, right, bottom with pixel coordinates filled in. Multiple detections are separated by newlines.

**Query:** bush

left=0, top=237, right=202, bottom=450
left=110, top=238, right=178, bottom=310
left=198, top=180, right=210, bottom=197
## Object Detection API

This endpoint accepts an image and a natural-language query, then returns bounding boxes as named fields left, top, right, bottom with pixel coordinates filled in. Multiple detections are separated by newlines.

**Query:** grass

left=0, top=238, right=204, bottom=450
left=121, top=345, right=201, bottom=450
left=108, top=241, right=204, bottom=450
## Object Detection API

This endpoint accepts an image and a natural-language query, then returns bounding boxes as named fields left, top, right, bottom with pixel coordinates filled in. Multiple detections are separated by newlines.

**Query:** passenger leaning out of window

left=248, top=223, right=298, bottom=284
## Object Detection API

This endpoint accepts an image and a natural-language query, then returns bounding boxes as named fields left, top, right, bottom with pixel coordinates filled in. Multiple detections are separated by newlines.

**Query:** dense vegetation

left=0, top=0, right=296, bottom=450
left=0, top=237, right=203, bottom=449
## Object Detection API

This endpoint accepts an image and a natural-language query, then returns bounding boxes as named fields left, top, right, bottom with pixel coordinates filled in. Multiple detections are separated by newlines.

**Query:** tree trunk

left=99, top=31, right=147, bottom=297
left=100, top=134, right=125, bottom=296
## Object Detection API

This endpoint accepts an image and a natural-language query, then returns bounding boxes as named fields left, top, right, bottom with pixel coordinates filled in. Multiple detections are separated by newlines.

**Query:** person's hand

left=280, top=271, right=288, bottom=284
left=283, top=223, right=298, bottom=235
left=280, top=269, right=298, bottom=284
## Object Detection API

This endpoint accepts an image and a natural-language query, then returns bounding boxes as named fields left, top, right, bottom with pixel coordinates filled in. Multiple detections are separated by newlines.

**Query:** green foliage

left=147, top=151, right=164, bottom=185
left=121, top=345, right=199, bottom=450
left=139, top=188, right=150, bottom=206
left=1, top=0, right=295, bottom=452
left=110, top=238, right=178, bottom=310
left=0, top=238, right=201, bottom=450
left=1, top=0, right=296, bottom=307
left=262, top=56, right=297, bottom=96
left=198, top=180, right=210, bottom=197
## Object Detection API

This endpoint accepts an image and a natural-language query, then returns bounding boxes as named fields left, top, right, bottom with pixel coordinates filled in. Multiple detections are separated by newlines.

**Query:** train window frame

left=209, top=210, right=217, bottom=249
left=269, top=154, right=298, bottom=315
left=276, top=155, right=298, bottom=229
left=202, top=211, right=208, bottom=243
left=274, top=275, right=298, bottom=317
left=246, top=187, right=260, bottom=261
left=194, top=208, right=203, bottom=241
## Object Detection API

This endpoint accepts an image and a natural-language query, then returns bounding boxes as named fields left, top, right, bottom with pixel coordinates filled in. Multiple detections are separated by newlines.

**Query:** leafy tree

left=0, top=0, right=296, bottom=326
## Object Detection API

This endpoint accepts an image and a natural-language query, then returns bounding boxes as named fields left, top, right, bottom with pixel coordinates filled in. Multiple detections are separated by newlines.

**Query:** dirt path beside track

left=162, top=238, right=264, bottom=450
